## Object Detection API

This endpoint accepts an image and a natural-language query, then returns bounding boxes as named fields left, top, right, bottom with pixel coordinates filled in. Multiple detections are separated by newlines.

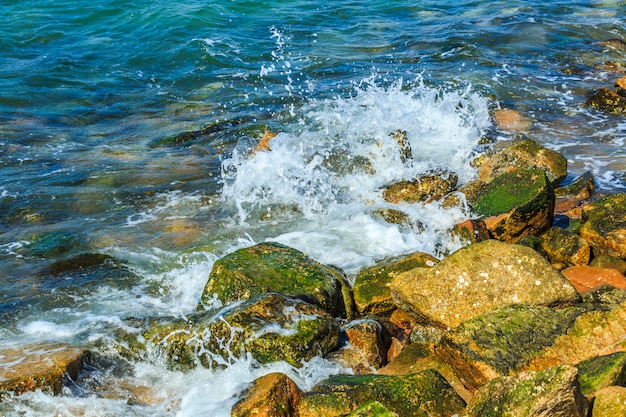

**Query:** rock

left=0, top=343, right=88, bottom=396
left=297, top=370, right=466, bottom=417
left=326, top=319, right=392, bottom=374
left=389, top=130, right=412, bottom=163
left=587, top=88, right=626, bottom=114
left=436, top=304, right=584, bottom=391
left=579, top=194, right=626, bottom=259
left=538, top=226, right=591, bottom=267
left=346, top=400, right=399, bottom=417
left=390, top=240, right=580, bottom=329
left=353, top=252, right=438, bottom=316
left=469, top=168, right=555, bottom=242
left=373, top=208, right=424, bottom=232
left=493, top=108, right=532, bottom=132
left=122, top=293, right=340, bottom=369
left=590, top=254, right=626, bottom=274
left=231, top=372, right=302, bottom=417
left=462, top=365, right=588, bottom=417
left=477, top=138, right=567, bottom=187
left=591, top=386, right=626, bottom=417
left=254, top=131, right=278, bottom=153
left=450, top=219, right=491, bottom=244
left=382, top=171, right=458, bottom=204
left=576, top=352, right=626, bottom=397
left=526, top=300, right=626, bottom=372
left=199, top=242, right=346, bottom=317
left=555, top=171, right=595, bottom=200
left=561, top=266, right=626, bottom=295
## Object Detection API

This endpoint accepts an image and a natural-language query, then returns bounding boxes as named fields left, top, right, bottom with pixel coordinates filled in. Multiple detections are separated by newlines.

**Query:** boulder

left=353, top=252, right=438, bottom=316
left=576, top=352, right=626, bottom=397
left=586, top=88, right=626, bottom=114
left=450, top=219, right=491, bottom=244
left=199, top=242, right=347, bottom=317
left=554, top=171, right=595, bottom=200
left=477, top=138, right=567, bottom=186
left=561, top=266, right=626, bottom=295
left=297, top=370, right=466, bottom=417
left=122, top=293, right=340, bottom=369
left=468, top=168, right=555, bottom=242
left=462, top=365, right=588, bottom=417
left=590, top=254, right=626, bottom=274
left=231, top=372, right=302, bottom=417
left=0, top=343, right=88, bottom=396
left=538, top=226, right=591, bottom=267
left=390, top=240, right=581, bottom=329
left=435, top=304, right=584, bottom=391
left=579, top=194, right=626, bottom=259
left=382, top=171, right=458, bottom=204
left=591, top=386, right=626, bottom=417
left=347, top=401, right=398, bottom=417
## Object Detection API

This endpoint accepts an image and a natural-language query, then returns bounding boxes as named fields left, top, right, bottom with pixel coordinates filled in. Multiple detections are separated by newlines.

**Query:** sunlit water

left=0, top=1, right=625, bottom=415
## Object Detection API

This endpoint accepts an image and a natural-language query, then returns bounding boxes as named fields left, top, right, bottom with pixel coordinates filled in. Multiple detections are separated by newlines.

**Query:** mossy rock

left=591, top=386, right=626, bottom=417
left=469, top=168, right=555, bottom=242
left=554, top=171, right=595, bottom=199
left=382, top=171, right=458, bottom=204
left=586, top=88, right=626, bottom=114
left=121, top=293, right=340, bottom=369
left=538, top=226, right=591, bottom=267
left=199, top=242, right=346, bottom=317
left=353, top=252, right=438, bottom=315
left=590, top=254, right=626, bottom=274
left=435, top=304, right=585, bottom=391
left=580, top=194, right=626, bottom=259
left=463, top=365, right=588, bottom=417
left=347, top=401, right=398, bottom=417
left=297, top=370, right=466, bottom=417
left=576, top=352, right=626, bottom=397
left=477, top=138, right=568, bottom=187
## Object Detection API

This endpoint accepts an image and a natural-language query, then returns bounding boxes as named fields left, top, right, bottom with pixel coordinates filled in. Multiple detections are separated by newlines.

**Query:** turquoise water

left=0, top=1, right=625, bottom=415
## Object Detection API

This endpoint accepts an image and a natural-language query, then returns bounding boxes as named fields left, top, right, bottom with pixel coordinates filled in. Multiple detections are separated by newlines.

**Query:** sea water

left=0, top=1, right=625, bottom=415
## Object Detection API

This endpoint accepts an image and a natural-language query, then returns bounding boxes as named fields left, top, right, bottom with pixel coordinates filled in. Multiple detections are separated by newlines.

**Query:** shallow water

left=0, top=1, right=625, bottom=415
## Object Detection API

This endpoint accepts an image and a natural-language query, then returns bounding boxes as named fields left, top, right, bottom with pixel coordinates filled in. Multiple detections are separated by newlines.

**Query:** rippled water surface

left=0, top=1, right=625, bottom=415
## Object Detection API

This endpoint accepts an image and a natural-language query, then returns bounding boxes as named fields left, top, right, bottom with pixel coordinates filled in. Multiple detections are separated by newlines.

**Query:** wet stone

left=382, top=171, right=458, bottom=205
left=590, top=254, right=626, bottom=275
left=591, top=386, right=626, bottom=417
left=538, top=226, right=591, bottom=267
left=347, top=400, right=398, bottom=417
left=232, top=372, right=302, bottom=417
left=579, top=194, right=626, bottom=259
left=576, top=352, right=626, bottom=397
left=586, top=88, right=626, bottom=114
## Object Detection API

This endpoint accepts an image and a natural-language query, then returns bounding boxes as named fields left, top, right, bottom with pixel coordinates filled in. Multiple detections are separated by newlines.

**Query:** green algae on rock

left=353, top=252, right=438, bottom=315
left=538, top=226, right=591, bottom=267
left=121, top=293, right=340, bottom=369
left=382, top=170, right=458, bottom=204
left=576, top=352, right=626, bottom=397
left=346, top=400, right=399, bottom=417
left=468, top=168, right=555, bottom=242
left=390, top=240, right=580, bottom=330
left=462, top=365, right=588, bottom=417
left=199, top=242, right=347, bottom=317
left=579, top=194, right=626, bottom=259
left=297, top=370, right=466, bottom=417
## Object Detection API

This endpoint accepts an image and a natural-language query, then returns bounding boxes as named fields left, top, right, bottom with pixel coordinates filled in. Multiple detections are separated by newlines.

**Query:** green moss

left=577, top=352, right=626, bottom=396
left=472, top=169, right=552, bottom=217
left=347, top=400, right=398, bottom=417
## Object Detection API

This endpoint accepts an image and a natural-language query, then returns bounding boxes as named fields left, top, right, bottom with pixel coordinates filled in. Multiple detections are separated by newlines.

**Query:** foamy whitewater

left=0, top=1, right=625, bottom=415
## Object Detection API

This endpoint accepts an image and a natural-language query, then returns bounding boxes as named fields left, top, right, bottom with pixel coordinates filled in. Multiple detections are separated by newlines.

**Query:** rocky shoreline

left=2, top=77, right=626, bottom=416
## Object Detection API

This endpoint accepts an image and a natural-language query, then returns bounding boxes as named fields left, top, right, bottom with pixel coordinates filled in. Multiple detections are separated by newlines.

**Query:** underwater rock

left=538, top=226, right=591, bottom=267
left=346, top=400, right=398, bottom=417
left=579, top=194, right=626, bottom=259
left=296, top=370, right=466, bottom=417
left=591, top=386, right=626, bottom=417
left=576, top=352, right=626, bottom=398
left=477, top=138, right=567, bottom=187
left=231, top=372, right=302, bottom=417
left=462, top=365, right=588, bottom=417
left=382, top=171, right=458, bottom=204
left=199, top=242, right=347, bottom=317
left=0, top=343, right=88, bottom=396
left=353, top=252, right=438, bottom=316
left=561, top=265, right=626, bottom=295
left=435, top=304, right=584, bottom=391
left=122, top=293, right=340, bottom=369
left=468, top=168, right=555, bottom=243
left=390, top=240, right=580, bottom=329
left=492, top=108, right=532, bottom=132
left=586, top=87, right=626, bottom=114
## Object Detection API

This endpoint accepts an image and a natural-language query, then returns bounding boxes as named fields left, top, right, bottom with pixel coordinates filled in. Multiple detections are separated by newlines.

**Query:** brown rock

left=580, top=194, right=626, bottom=259
left=561, top=266, right=626, bottom=295
left=232, top=373, right=302, bottom=417
left=382, top=171, right=458, bottom=204
left=451, top=219, right=491, bottom=244
left=538, top=226, right=591, bottom=267
left=591, top=386, right=626, bottom=417
left=587, top=88, right=626, bottom=114
left=0, top=343, right=88, bottom=396
left=493, top=108, right=532, bottom=132
left=390, top=240, right=580, bottom=329
left=326, top=319, right=391, bottom=374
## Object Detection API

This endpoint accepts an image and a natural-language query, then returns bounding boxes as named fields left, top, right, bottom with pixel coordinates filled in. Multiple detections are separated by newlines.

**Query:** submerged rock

left=0, top=343, right=88, bottom=396
left=199, top=242, right=347, bottom=317
left=232, top=372, right=302, bottom=417
left=390, top=240, right=580, bottom=329
left=468, top=168, right=555, bottom=242
left=462, top=365, right=588, bottom=417
left=492, top=108, right=532, bottom=132
left=297, top=370, right=466, bottom=417
left=586, top=87, right=626, bottom=114
left=576, top=352, right=626, bottom=398
left=477, top=138, right=567, bottom=187
left=382, top=171, right=458, bottom=204
left=353, top=252, right=438, bottom=316
left=579, top=194, right=626, bottom=259
left=122, top=293, right=340, bottom=369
